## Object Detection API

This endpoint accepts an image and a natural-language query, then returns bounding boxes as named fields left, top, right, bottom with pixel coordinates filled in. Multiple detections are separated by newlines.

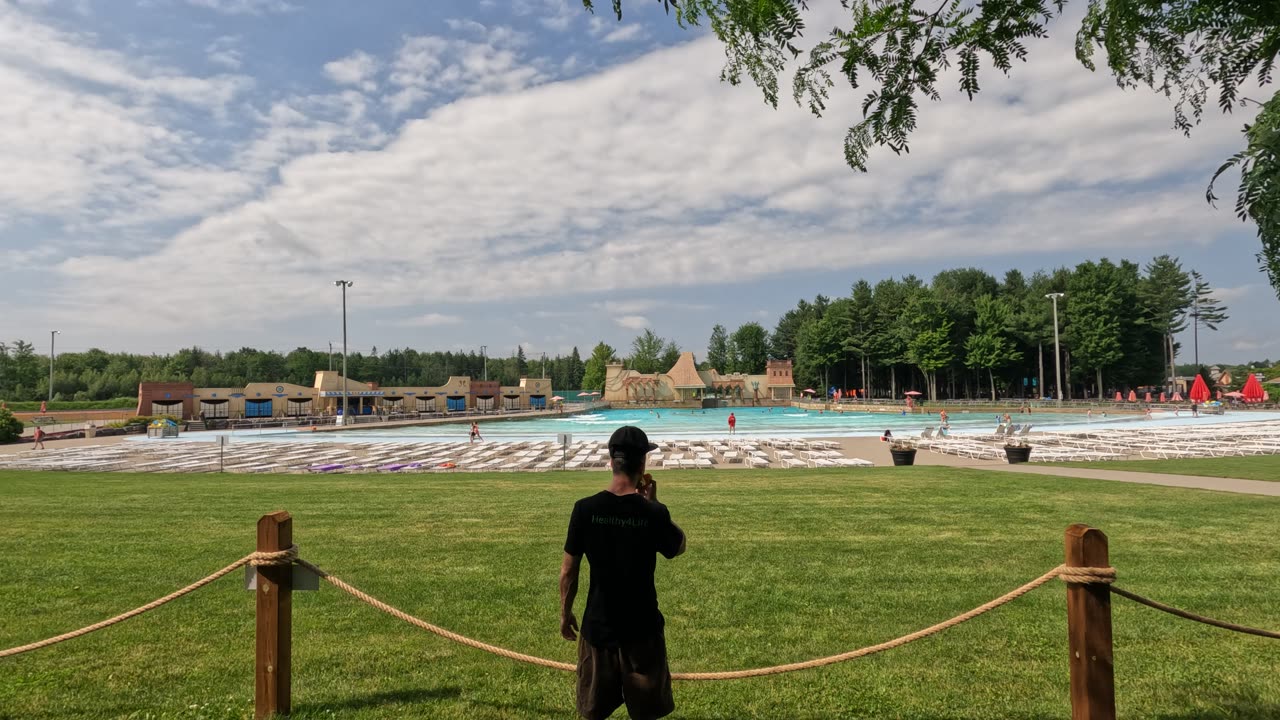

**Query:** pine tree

left=706, top=325, right=730, bottom=372
left=581, top=342, right=617, bottom=393
left=629, top=330, right=666, bottom=374
left=1189, top=271, right=1230, bottom=367
left=1139, top=256, right=1192, bottom=393
left=1065, top=260, right=1126, bottom=396
left=964, top=295, right=1023, bottom=400
left=729, top=322, right=770, bottom=374
left=569, top=346, right=584, bottom=389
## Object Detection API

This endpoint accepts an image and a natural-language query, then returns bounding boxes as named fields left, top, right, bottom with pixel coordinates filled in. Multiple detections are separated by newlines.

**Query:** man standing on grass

left=560, top=426, right=686, bottom=720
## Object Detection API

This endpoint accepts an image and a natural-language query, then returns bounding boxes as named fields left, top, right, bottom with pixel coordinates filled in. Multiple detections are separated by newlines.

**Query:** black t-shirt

left=564, top=491, right=684, bottom=647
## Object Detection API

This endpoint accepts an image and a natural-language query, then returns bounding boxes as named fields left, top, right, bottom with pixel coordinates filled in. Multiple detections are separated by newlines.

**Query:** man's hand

left=560, top=611, right=580, bottom=641
left=638, top=473, right=657, bottom=502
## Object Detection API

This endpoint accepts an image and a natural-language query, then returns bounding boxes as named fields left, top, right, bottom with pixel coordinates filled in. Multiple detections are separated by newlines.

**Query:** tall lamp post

left=49, top=330, right=60, bottom=403
left=1045, top=293, right=1065, bottom=401
left=334, top=281, right=353, bottom=423
left=480, top=345, right=488, bottom=382
left=541, top=352, right=547, bottom=379
left=1190, top=295, right=1201, bottom=369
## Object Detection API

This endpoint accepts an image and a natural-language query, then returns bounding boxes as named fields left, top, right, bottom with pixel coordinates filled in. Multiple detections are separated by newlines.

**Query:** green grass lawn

left=1059, top=455, right=1280, bottom=482
left=1, top=468, right=1277, bottom=720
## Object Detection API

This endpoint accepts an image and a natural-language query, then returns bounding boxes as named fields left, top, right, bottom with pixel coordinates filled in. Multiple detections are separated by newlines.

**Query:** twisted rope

left=1109, top=586, right=1280, bottom=640
left=248, top=546, right=298, bottom=566
left=1058, top=566, right=1116, bottom=585
left=301, top=559, right=1066, bottom=680
left=0, top=546, right=296, bottom=659
left=7, top=552, right=1273, bottom=676
left=1060, top=564, right=1277, bottom=639
left=295, top=559, right=576, bottom=671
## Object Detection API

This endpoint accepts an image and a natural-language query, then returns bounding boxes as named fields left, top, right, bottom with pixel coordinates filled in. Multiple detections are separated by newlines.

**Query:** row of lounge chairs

left=913, top=420, right=1280, bottom=463
left=0, top=437, right=875, bottom=473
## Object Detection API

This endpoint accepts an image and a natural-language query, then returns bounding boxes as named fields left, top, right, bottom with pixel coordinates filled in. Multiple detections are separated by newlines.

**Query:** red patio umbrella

left=1128, top=390, right=1137, bottom=402
left=1114, top=391, right=1122, bottom=401
left=1159, top=392, right=1166, bottom=403
left=904, top=391, right=923, bottom=396
left=1188, top=374, right=1210, bottom=403
left=1172, top=392, right=1183, bottom=402
left=1144, top=392, right=1152, bottom=403
left=1242, top=374, right=1265, bottom=402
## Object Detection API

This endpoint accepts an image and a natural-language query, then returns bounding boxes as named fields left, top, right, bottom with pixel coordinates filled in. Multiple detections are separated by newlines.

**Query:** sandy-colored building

left=137, top=372, right=554, bottom=419
left=604, top=353, right=793, bottom=405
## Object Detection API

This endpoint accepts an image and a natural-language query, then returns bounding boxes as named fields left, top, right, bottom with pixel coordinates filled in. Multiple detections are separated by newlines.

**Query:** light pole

left=1045, top=293, right=1065, bottom=401
left=334, top=281, right=354, bottom=422
left=541, top=352, right=547, bottom=379
left=480, top=345, right=488, bottom=381
left=1190, top=295, right=1201, bottom=369
left=48, top=330, right=60, bottom=403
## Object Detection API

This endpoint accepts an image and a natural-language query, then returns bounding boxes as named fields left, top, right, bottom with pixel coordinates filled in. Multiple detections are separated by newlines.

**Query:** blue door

left=245, top=399, right=273, bottom=418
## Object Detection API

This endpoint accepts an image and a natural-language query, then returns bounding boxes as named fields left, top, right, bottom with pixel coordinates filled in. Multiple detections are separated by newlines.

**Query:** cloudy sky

left=1, top=0, right=1272, bottom=364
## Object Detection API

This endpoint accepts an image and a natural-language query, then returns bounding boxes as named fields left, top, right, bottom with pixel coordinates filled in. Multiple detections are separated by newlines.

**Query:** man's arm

left=559, top=552, right=581, bottom=641
left=670, top=523, right=686, bottom=558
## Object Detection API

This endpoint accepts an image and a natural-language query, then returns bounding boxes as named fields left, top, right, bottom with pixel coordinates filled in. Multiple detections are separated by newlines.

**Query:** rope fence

left=0, top=546, right=296, bottom=660
left=1, top=518, right=1276, bottom=719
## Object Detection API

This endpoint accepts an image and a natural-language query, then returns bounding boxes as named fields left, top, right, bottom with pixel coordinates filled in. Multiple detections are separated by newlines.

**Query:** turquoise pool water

left=160, top=406, right=1280, bottom=444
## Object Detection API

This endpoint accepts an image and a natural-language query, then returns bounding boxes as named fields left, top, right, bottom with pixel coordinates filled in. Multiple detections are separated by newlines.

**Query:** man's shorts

left=576, top=633, right=674, bottom=720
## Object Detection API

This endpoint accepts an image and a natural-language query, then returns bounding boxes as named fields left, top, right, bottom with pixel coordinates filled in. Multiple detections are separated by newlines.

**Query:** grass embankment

left=3, top=399, right=135, bottom=411
left=1060, top=455, right=1280, bottom=482
left=1, top=469, right=1277, bottom=719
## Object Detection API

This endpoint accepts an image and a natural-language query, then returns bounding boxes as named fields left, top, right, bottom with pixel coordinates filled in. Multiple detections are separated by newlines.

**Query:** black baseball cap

left=608, top=426, right=658, bottom=457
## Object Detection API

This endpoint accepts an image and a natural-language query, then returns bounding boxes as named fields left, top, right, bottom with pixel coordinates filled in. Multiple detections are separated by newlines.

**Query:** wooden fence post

left=1065, top=524, right=1115, bottom=720
left=256, top=511, right=292, bottom=719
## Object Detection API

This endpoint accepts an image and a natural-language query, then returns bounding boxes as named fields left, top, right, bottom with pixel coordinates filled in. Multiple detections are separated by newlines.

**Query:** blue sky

left=0, top=0, right=1272, bottom=365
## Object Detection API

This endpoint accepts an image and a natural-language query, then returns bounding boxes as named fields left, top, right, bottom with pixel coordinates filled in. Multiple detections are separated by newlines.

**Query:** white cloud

left=514, top=0, right=579, bottom=32
left=5, top=3, right=1269, bottom=352
left=47, top=27, right=1256, bottom=338
left=186, top=0, right=296, bottom=15
left=444, top=18, right=488, bottom=34
left=602, top=24, right=645, bottom=43
left=386, top=313, right=464, bottom=327
left=382, top=27, right=544, bottom=114
left=1210, top=285, right=1252, bottom=303
left=323, top=50, right=379, bottom=92
left=0, top=6, right=250, bottom=110
left=615, top=315, right=651, bottom=330
left=206, top=35, right=243, bottom=70
left=597, top=300, right=658, bottom=314
left=1231, top=339, right=1267, bottom=352
left=0, top=5, right=255, bottom=229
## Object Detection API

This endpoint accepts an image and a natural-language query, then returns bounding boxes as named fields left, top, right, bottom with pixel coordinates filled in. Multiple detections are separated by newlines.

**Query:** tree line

left=0, top=255, right=1240, bottom=405
left=579, top=255, right=1235, bottom=402
left=759, top=256, right=1229, bottom=401
left=0, top=344, right=589, bottom=403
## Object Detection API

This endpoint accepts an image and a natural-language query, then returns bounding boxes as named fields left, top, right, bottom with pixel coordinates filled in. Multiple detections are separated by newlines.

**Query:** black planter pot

left=1004, top=445, right=1032, bottom=464
left=890, top=448, right=917, bottom=466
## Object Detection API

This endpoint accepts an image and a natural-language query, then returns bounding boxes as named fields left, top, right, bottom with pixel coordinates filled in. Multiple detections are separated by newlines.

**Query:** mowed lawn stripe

left=1053, top=454, right=1280, bottom=482
left=1, top=468, right=1277, bottom=719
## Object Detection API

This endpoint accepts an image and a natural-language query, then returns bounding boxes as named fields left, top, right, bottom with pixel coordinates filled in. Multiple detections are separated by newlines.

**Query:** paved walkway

left=989, top=464, right=1280, bottom=496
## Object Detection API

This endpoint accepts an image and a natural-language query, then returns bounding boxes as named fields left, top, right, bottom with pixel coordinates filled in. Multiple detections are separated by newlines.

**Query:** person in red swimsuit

left=727, top=412, right=736, bottom=435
